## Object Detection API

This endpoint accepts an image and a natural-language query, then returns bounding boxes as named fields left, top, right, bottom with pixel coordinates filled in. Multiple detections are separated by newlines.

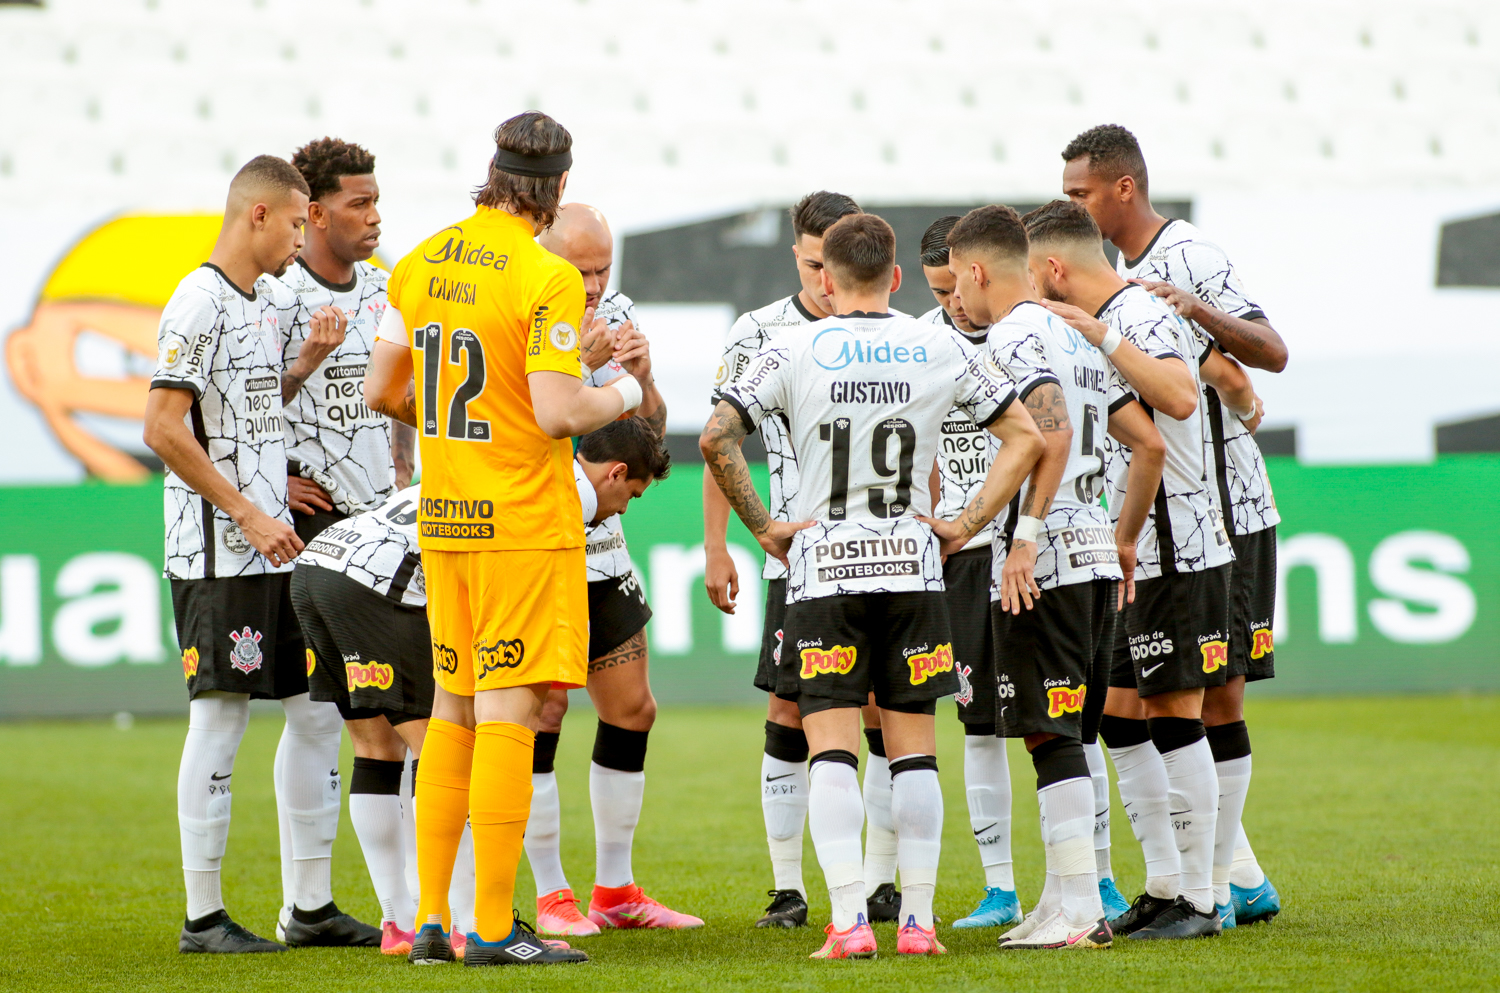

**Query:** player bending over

left=1063, top=124, right=1284, bottom=926
left=912, top=215, right=1022, bottom=931
left=144, top=155, right=368, bottom=953
left=1027, top=199, right=1254, bottom=941
left=364, top=111, right=639, bottom=968
left=704, top=192, right=901, bottom=928
left=705, top=213, right=1044, bottom=959
left=518, top=205, right=701, bottom=935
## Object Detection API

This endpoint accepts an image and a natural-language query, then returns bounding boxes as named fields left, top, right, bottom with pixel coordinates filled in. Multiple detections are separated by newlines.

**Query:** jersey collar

left=834, top=310, right=892, bottom=320
left=296, top=256, right=358, bottom=294
left=201, top=262, right=256, bottom=301
left=1121, top=218, right=1176, bottom=270
left=791, top=293, right=819, bottom=322
left=1093, top=284, right=1135, bottom=319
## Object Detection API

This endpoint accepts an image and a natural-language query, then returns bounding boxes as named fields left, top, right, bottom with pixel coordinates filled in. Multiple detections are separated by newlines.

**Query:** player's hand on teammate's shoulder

left=1131, top=278, right=1200, bottom=322
left=754, top=519, right=815, bottom=567
left=287, top=475, right=333, bottom=515
left=303, top=304, right=348, bottom=365
left=703, top=545, right=740, bottom=615
left=237, top=505, right=304, bottom=567
left=580, top=312, right=612, bottom=373
left=1039, top=300, right=1109, bottom=348
left=999, top=540, right=1041, bottom=615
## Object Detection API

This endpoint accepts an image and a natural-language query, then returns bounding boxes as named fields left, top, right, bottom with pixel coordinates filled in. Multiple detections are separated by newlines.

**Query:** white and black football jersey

left=151, top=264, right=300, bottom=580
left=581, top=289, right=642, bottom=582
left=1098, top=285, right=1233, bottom=579
left=1117, top=219, right=1280, bottom=536
left=717, top=312, right=1018, bottom=603
left=921, top=306, right=996, bottom=552
left=300, top=484, right=425, bottom=607
left=279, top=258, right=394, bottom=515
left=713, top=294, right=819, bottom=580
left=986, top=302, right=1123, bottom=592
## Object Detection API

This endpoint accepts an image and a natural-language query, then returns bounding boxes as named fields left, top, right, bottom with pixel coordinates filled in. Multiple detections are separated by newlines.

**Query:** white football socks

left=808, top=758, right=865, bottom=930
left=591, top=762, right=645, bottom=889
left=890, top=758, right=942, bottom=930
left=762, top=753, right=809, bottom=896
left=861, top=753, right=897, bottom=894
left=1109, top=740, right=1179, bottom=899
left=1157, top=736, right=1219, bottom=914
left=1082, top=740, right=1114, bottom=880
left=1231, top=823, right=1267, bottom=888
left=277, top=693, right=343, bottom=913
left=523, top=771, right=569, bottom=898
left=178, top=691, right=250, bottom=921
left=400, top=756, right=419, bottom=899
left=449, top=822, right=476, bottom=936
left=963, top=735, right=1014, bottom=890
left=1213, top=754, right=1252, bottom=906
left=1039, top=776, right=1102, bottom=927
left=348, top=758, right=414, bottom=930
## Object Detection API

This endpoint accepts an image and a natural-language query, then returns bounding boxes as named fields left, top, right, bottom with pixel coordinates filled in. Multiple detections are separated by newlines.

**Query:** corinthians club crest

left=228, top=626, right=264, bottom=674
left=954, top=662, right=974, bottom=707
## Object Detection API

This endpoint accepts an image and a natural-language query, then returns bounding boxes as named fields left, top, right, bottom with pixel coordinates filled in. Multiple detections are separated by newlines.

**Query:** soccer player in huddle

left=270, top=136, right=415, bottom=946
left=290, top=417, right=668, bottom=957
left=940, top=205, right=1165, bottom=949
left=144, top=155, right=357, bottom=953
left=913, top=215, right=1021, bottom=930
left=364, top=111, right=643, bottom=967
left=518, top=203, right=702, bottom=935
left=704, top=192, right=904, bottom=928
left=705, top=213, right=1045, bottom=958
left=1027, top=198, right=1256, bottom=940
left=1062, top=124, right=1285, bottom=926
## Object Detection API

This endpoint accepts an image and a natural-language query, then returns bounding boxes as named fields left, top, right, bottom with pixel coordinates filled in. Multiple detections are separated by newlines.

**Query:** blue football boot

left=1216, top=901, right=1238, bottom=929
left=1230, top=876, right=1281, bottom=925
left=1098, top=877, right=1131, bottom=922
left=952, top=886, right=1023, bottom=929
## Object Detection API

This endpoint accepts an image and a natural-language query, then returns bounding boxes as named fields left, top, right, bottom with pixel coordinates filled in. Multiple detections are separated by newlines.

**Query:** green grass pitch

left=1, top=695, right=1496, bottom=992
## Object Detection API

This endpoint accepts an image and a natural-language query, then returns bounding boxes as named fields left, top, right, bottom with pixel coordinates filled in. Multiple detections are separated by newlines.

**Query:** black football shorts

left=171, top=573, right=306, bottom=701
left=1110, top=564, right=1231, bottom=697
left=778, top=590, right=957, bottom=715
left=1227, top=527, right=1276, bottom=681
left=993, top=578, right=1115, bottom=741
left=754, top=578, right=789, bottom=693
left=944, top=546, right=997, bottom=728
left=587, top=571, right=653, bottom=662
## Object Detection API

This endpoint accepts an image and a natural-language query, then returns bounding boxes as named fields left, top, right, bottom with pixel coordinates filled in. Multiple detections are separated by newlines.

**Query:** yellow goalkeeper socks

left=414, top=718, right=475, bottom=933
left=470, top=721, right=535, bottom=942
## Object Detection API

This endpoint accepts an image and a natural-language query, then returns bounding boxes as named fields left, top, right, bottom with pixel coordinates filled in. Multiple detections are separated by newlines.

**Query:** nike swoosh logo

left=210, top=772, right=230, bottom=781
left=973, top=823, right=998, bottom=836
left=765, top=773, right=796, bottom=782
left=1247, top=893, right=1263, bottom=905
left=1142, top=663, right=1165, bottom=677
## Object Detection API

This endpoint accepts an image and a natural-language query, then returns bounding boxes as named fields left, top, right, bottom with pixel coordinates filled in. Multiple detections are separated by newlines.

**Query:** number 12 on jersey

left=415, top=322, right=490, bottom=442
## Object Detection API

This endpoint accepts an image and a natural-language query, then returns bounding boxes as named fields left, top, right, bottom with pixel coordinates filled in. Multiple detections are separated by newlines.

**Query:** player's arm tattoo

left=1196, top=308, right=1288, bottom=372
left=391, top=419, right=416, bottom=488
left=702, top=400, right=771, bottom=536
left=637, top=389, right=668, bottom=439
left=588, top=630, right=647, bottom=674
left=281, top=367, right=311, bottom=403
left=954, top=493, right=988, bottom=541
left=1018, top=383, right=1070, bottom=521
left=370, top=377, right=419, bottom=428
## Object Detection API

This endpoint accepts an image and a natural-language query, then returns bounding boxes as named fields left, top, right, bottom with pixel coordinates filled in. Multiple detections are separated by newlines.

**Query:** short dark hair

left=231, top=154, right=310, bottom=200
left=946, top=205, right=1028, bottom=265
left=1061, top=124, right=1149, bottom=194
left=919, top=215, right=962, bottom=267
left=1021, top=199, right=1103, bottom=249
left=577, top=417, right=671, bottom=483
left=821, top=213, right=896, bottom=291
left=474, top=111, right=572, bottom=231
left=789, top=190, right=861, bottom=239
left=291, top=137, right=376, bottom=202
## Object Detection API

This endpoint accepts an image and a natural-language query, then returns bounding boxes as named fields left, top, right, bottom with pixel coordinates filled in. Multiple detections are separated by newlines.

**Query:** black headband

left=491, top=147, right=572, bottom=178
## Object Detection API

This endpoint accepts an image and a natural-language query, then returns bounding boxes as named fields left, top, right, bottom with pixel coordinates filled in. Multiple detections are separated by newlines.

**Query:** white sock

left=1213, top=754, right=1252, bottom=906
left=274, top=729, right=293, bottom=918
left=890, top=759, right=942, bottom=930
left=449, top=822, right=476, bottom=936
left=524, top=771, right=569, bottom=897
left=861, top=753, right=897, bottom=893
left=1109, top=740, right=1180, bottom=899
left=963, top=735, right=1013, bottom=890
left=762, top=753, right=808, bottom=896
left=591, top=763, right=645, bottom=889
left=1083, top=740, right=1113, bottom=880
left=350, top=791, right=413, bottom=929
left=1158, top=737, right=1218, bottom=914
left=400, top=757, right=419, bottom=899
left=808, top=759, right=865, bottom=930
left=277, top=694, right=343, bottom=912
left=178, top=692, right=250, bottom=921
left=1231, top=823, right=1266, bottom=888
left=1040, top=776, right=1101, bottom=926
